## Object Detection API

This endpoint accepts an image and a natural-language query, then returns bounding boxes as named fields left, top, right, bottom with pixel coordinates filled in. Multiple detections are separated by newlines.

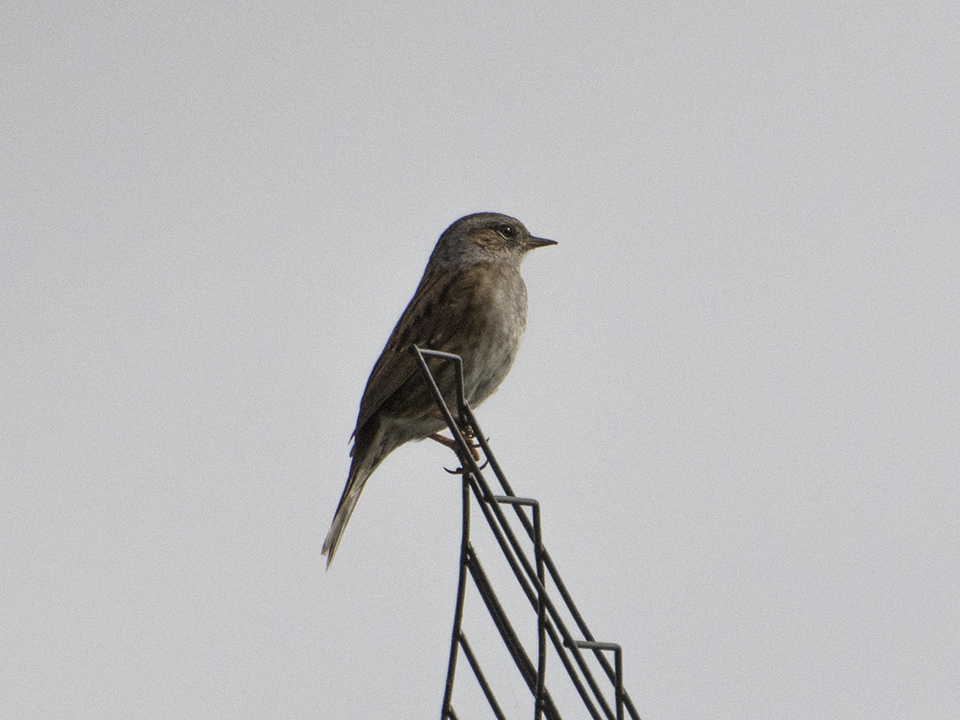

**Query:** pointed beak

left=525, top=236, right=558, bottom=249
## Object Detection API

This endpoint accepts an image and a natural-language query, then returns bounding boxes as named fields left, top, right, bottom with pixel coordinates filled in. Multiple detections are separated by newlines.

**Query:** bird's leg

left=428, top=426, right=482, bottom=461
left=429, top=425, right=487, bottom=474
left=460, top=424, right=493, bottom=465
left=458, top=423, right=483, bottom=462
left=427, top=432, right=456, bottom=450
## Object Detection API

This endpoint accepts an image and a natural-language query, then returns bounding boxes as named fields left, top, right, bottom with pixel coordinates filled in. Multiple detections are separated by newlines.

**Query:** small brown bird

left=322, top=212, right=556, bottom=567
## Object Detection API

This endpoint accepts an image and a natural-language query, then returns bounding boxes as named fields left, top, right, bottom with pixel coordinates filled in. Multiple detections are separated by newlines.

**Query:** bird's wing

left=353, top=264, right=491, bottom=435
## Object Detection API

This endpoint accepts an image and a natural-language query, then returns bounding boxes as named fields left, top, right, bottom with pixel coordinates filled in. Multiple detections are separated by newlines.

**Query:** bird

left=322, top=212, right=557, bottom=567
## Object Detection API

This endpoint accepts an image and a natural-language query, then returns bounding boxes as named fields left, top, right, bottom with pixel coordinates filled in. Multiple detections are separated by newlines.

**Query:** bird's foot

left=428, top=427, right=482, bottom=461
left=429, top=427, right=487, bottom=474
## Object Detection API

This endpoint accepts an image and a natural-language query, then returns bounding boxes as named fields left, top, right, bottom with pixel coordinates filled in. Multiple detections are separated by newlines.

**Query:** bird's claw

left=431, top=426, right=488, bottom=474
left=444, top=457, right=490, bottom=475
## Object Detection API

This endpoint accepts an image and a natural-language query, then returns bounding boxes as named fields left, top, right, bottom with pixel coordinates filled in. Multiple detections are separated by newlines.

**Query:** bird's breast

left=461, top=266, right=528, bottom=406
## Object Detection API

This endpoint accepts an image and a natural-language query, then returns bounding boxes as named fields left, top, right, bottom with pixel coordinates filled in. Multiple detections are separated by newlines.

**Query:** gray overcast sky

left=3, top=1, right=959, bottom=718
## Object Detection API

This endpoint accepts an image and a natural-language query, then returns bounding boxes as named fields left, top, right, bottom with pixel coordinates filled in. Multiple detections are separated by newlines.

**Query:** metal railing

left=409, top=345, right=642, bottom=720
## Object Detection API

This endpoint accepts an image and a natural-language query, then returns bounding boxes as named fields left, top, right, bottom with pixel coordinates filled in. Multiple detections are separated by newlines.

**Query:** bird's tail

left=322, top=422, right=387, bottom=568
left=321, top=480, right=364, bottom=569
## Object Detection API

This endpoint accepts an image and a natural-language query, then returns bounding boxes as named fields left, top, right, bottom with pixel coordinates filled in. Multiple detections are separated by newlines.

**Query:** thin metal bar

left=541, top=615, right=602, bottom=719
left=534, top=501, right=546, bottom=720
left=567, top=641, right=624, bottom=720
left=464, top=408, right=518, bottom=498
left=408, top=346, right=476, bottom=466
left=494, top=496, right=547, bottom=720
left=459, top=632, right=509, bottom=720
left=441, top=475, right=472, bottom=718
left=544, top=550, right=639, bottom=717
left=616, top=648, right=623, bottom=720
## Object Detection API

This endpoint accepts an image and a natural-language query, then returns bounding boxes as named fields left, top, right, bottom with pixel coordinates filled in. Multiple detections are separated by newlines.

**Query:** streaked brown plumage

left=322, top=212, right=556, bottom=567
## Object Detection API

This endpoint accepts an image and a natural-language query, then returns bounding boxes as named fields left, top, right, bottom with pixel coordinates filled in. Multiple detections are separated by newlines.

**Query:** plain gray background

left=3, top=1, right=958, bottom=718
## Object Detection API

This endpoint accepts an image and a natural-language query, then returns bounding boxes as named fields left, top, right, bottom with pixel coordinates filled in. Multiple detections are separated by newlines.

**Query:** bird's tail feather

left=321, top=482, right=364, bottom=569
left=322, top=424, right=385, bottom=568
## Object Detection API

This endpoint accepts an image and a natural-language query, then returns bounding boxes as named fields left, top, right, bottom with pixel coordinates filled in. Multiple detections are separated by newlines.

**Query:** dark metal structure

left=409, top=345, right=642, bottom=720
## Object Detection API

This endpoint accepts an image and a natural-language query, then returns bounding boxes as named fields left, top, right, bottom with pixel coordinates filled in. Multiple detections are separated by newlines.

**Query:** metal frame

left=408, top=345, right=641, bottom=720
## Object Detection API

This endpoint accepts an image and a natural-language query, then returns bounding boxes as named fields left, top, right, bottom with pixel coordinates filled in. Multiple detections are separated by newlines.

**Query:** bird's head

left=429, top=212, right=557, bottom=268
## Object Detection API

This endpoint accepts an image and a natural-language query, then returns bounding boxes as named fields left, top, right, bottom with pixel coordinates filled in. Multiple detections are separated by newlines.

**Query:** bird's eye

left=499, top=224, right=515, bottom=238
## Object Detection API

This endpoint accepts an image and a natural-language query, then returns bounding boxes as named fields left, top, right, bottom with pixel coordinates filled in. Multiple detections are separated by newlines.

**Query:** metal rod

left=459, top=632, right=509, bottom=720
left=494, top=496, right=547, bottom=720
left=534, top=501, right=546, bottom=720
left=440, top=475, right=472, bottom=718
